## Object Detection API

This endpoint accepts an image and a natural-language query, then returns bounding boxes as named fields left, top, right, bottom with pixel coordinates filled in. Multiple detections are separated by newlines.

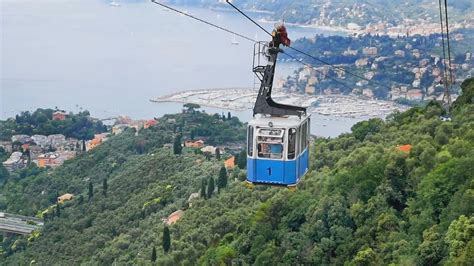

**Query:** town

left=281, top=29, right=474, bottom=103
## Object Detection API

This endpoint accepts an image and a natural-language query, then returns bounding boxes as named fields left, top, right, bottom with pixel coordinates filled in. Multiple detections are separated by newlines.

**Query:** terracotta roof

left=224, top=156, right=235, bottom=169
left=397, top=144, right=412, bottom=153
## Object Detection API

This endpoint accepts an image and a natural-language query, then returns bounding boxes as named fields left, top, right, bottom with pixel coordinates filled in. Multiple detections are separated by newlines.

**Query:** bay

left=1, top=0, right=361, bottom=137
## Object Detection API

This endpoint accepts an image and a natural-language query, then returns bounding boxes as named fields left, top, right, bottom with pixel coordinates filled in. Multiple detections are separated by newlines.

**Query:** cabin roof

left=248, top=114, right=310, bottom=128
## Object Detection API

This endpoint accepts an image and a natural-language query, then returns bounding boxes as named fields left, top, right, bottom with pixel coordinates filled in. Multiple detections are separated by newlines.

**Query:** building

left=2, top=152, right=26, bottom=172
left=86, top=133, right=109, bottom=151
left=166, top=210, right=184, bottom=225
left=397, top=144, right=412, bottom=153
left=144, top=119, right=158, bottom=129
left=184, top=139, right=204, bottom=148
left=48, top=134, right=66, bottom=149
left=27, top=145, right=43, bottom=160
left=187, top=193, right=200, bottom=207
left=394, top=50, right=405, bottom=57
left=362, top=47, right=378, bottom=56
left=224, top=156, right=235, bottom=169
left=112, top=124, right=128, bottom=135
left=343, top=47, right=358, bottom=56
left=407, top=89, right=423, bottom=101
left=412, top=49, right=421, bottom=59
left=57, top=193, right=74, bottom=204
left=412, top=79, right=421, bottom=88
left=201, top=146, right=218, bottom=155
left=52, top=111, right=67, bottom=121
left=11, top=135, right=31, bottom=144
left=31, top=135, right=49, bottom=148
left=36, top=151, right=76, bottom=168
left=86, top=138, right=101, bottom=151
left=305, top=85, right=316, bottom=94
left=0, top=141, right=12, bottom=153
left=355, top=58, right=369, bottom=68
left=362, top=89, right=374, bottom=98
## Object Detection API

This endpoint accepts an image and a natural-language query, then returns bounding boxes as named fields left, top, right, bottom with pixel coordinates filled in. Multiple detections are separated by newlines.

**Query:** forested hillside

left=1, top=79, right=473, bottom=265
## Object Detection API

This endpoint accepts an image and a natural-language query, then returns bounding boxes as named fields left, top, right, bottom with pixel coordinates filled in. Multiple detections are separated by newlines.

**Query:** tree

left=445, top=215, right=474, bottom=259
left=200, top=179, right=207, bottom=199
left=82, top=139, right=86, bottom=152
left=102, top=178, right=108, bottom=197
left=88, top=182, right=93, bottom=201
left=351, top=118, right=384, bottom=141
left=217, top=166, right=228, bottom=191
left=183, top=103, right=201, bottom=113
left=151, top=246, right=157, bottom=262
left=163, top=226, right=171, bottom=253
left=215, top=148, right=221, bottom=160
left=173, top=135, right=182, bottom=155
left=227, top=112, right=232, bottom=120
left=55, top=203, right=60, bottom=218
left=0, top=164, right=9, bottom=182
left=237, top=150, right=247, bottom=169
left=25, top=149, right=31, bottom=165
left=207, top=177, right=215, bottom=198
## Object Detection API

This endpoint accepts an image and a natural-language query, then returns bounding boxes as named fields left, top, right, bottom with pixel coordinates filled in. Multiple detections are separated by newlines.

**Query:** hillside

left=168, top=0, right=474, bottom=28
left=1, top=79, right=473, bottom=264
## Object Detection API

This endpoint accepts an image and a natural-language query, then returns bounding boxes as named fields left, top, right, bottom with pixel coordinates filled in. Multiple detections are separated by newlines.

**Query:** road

left=0, top=212, right=43, bottom=235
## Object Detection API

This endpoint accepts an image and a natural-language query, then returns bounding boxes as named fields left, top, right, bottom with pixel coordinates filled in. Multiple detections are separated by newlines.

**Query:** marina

left=151, top=88, right=408, bottom=118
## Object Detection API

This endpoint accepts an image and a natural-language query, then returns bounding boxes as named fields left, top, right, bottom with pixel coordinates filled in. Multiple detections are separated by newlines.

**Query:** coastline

left=151, top=88, right=408, bottom=119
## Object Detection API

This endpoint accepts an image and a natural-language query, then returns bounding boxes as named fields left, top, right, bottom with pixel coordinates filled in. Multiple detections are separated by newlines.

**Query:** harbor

left=151, top=88, right=408, bottom=118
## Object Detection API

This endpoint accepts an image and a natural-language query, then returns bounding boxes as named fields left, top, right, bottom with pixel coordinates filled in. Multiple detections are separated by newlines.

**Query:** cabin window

left=303, top=121, right=307, bottom=150
left=288, top=128, right=296, bottom=159
left=299, top=121, right=308, bottom=153
left=307, top=118, right=311, bottom=147
left=247, top=126, right=253, bottom=156
left=257, top=128, right=284, bottom=159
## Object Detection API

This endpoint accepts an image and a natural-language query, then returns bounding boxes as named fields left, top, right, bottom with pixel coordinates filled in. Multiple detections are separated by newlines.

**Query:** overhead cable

left=151, top=0, right=256, bottom=43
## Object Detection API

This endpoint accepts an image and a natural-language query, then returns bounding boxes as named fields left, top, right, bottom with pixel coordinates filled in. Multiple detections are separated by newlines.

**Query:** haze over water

left=1, top=0, right=362, bottom=137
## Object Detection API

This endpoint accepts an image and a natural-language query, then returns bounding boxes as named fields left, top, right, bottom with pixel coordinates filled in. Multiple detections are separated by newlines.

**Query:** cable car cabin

left=247, top=114, right=310, bottom=187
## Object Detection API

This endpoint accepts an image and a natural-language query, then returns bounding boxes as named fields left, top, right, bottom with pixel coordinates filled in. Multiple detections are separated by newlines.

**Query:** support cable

left=225, top=1, right=392, bottom=90
left=151, top=0, right=256, bottom=43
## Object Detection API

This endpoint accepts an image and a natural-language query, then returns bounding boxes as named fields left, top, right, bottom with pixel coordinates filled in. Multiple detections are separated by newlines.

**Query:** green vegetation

left=0, top=79, right=473, bottom=264
left=0, top=108, right=107, bottom=141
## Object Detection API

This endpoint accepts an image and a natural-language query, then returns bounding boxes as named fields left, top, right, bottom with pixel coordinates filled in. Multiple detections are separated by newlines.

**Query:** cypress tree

left=215, top=148, right=221, bottom=160
left=56, top=203, right=60, bottom=217
left=25, top=149, right=31, bottom=165
left=227, top=112, right=231, bottom=120
left=77, top=195, right=84, bottom=205
left=163, top=226, right=171, bottom=253
left=200, top=179, right=207, bottom=199
left=207, top=177, right=215, bottom=198
left=82, top=139, right=86, bottom=152
left=217, top=166, right=228, bottom=191
left=88, top=182, right=93, bottom=201
left=238, top=150, right=247, bottom=169
left=151, top=246, right=157, bottom=262
left=102, top=178, right=108, bottom=197
left=173, top=135, right=182, bottom=155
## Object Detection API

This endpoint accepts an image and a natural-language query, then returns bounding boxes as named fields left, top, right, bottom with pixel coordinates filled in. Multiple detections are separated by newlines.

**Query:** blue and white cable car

left=246, top=24, right=310, bottom=187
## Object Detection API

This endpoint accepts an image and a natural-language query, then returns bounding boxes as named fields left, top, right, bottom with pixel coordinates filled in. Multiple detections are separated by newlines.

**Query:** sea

left=1, top=0, right=365, bottom=137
